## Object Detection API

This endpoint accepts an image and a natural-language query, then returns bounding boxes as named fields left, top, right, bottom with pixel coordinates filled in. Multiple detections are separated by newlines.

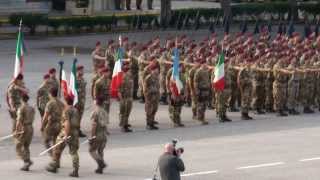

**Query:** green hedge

left=8, top=2, right=320, bottom=35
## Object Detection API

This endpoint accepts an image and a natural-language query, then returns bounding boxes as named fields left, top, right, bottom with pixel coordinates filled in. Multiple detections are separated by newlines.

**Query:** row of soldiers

left=7, top=68, right=110, bottom=176
left=92, top=31, right=320, bottom=127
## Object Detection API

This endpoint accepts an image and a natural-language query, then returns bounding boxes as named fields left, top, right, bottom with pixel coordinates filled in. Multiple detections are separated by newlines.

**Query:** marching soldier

left=301, top=60, right=316, bottom=113
left=36, top=74, right=50, bottom=119
left=91, top=65, right=103, bottom=100
left=105, top=40, right=115, bottom=72
left=75, top=65, right=87, bottom=137
left=193, top=60, right=210, bottom=125
left=228, top=58, right=240, bottom=112
left=118, top=62, right=134, bottom=132
left=238, top=63, right=253, bottom=120
left=89, top=96, right=109, bottom=174
left=138, top=49, right=148, bottom=103
left=7, top=74, right=29, bottom=132
left=264, top=58, right=275, bottom=112
left=41, top=88, right=64, bottom=156
left=93, top=67, right=111, bottom=114
left=46, top=96, right=80, bottom=177
left=166, top=64, right=186, bottom=127
left=128, top=49, right=139, bottom=99
left=14, top=94, right=35, bottom=171
left=159, top=51, right=170, bottom=105
left=143, top=63, right=160, bottom=130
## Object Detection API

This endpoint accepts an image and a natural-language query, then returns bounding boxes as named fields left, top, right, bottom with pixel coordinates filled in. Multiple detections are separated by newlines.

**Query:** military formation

left=5, top=29, right=320, bottom=177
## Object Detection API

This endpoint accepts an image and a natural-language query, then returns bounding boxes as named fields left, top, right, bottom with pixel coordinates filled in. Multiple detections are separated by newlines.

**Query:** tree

left=160, top=0, right=171, bottom=28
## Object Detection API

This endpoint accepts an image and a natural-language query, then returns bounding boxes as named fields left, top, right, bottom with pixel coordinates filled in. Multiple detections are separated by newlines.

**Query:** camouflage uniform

left=94, top=75, right=111, bottom=113
left=215, top=65, right=232, bottom=122
left=89, top=105, right=109, bottom=173
left=159, top=55, right=170, bottom=104
left=7, top=82, right=24, bottom=131
left=166, top=68, right=186, bottom=126
left=193, top=65, right=210, bottom=124
left=119, top=71, right=134, bottom=129
left=41, top=97, right=64, bottom=154
left=188, top=66, right=199, bottom=119
left=238, top=65, right=253, bottom=119
left=273, top=61, right=288, bottom=116
left=47, top=77, right=59, bottom=93
left=47, top=106, right=80, bottom=176
left=251, top=62, right=266, bottom=114
left=75, top=76, right=86, bottom=125
left=264, top=61, right=275, bottom=112
left=92, top=49, right=106, bottom=74
left=301, top=64, right=316, bottom=113
left=15, top=101, right=35, bottom=171
left=37, top=81, right=50, bottom=118
left=228, top=64, right=239, bottom=111
left=143, top=71, right=160, bottom=128
left=129, top=56, right=139, bottom=99
left=138, top=54, right=148, bottom=99
left=287, top=63, right=300, bottom=114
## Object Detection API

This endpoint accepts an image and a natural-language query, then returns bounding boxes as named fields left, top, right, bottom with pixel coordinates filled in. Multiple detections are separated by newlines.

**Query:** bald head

left=164, top=143, right=174, bottom=154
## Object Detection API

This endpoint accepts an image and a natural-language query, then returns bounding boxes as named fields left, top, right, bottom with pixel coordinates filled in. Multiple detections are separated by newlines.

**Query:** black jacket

left=158, top=153, right=185, bottom=180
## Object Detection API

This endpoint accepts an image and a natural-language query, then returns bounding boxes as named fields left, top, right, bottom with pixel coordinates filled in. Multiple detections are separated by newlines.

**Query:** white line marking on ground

left=236, top=162, right=285, bottom=170
left=143, top=170, right=219, bottom=180
left=299, top=157, right=320, bottom=162
left=181, top=170, right=219, bottom=177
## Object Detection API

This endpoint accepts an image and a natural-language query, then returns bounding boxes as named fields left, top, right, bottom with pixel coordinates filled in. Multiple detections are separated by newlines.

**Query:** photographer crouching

left=157, top=141, right=185, bottom=180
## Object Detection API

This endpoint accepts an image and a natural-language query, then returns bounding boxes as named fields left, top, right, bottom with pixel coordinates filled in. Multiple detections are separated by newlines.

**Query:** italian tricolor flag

left=69, top=59, right=78, bottom=105
left=110, top=36, right=124, bottom=98
left=60, top=65, right=69, bottom=100
left=14, top=24, right=25, bottom=79
left=213, top=53, right=225, bottom=91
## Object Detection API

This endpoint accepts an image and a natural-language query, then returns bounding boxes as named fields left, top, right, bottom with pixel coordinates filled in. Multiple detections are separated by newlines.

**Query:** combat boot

left=121, top=126, right=133, bottom=133
left=254, top=109, right=265, bottom=115
left=79, top=130, right=86, bottom=137
left=276, top=110, right=288, bottom=117
left=20, top=159, right=33, bottom=171
left=95, top=160, right=107, bottom=174
left=229, top=107, right=239, bottom=112
left=241, top=113, right=253, bottom=120
left=146, top=124, right=159, bottom=130
left=46, top=163, right=58, bottom=173
left=139, top=96, right=145, bottom=103
left=159, top=94, right=168, bottom=105
left=69, top=167, right=79, bottom=177
left=304, top=107, right=314, bottom=114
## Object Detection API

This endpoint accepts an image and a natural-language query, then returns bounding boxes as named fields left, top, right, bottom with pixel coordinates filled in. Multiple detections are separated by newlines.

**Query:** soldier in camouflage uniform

left=92, top=41, right=106, bottom=74
left=301, top=60, right=316, bottom=113
left=75, top=65, right=87, bottom=137
left=228, top=59, right=240, bottom=112
left=105, top=40, right=115, bottom=71
left=273, top=59, right=288, bottom=116
left=188, top=61, right=200, bottom=119
left=128, top=50, right=139, bottom=99
left=251, top=60, right=266, bottom=114
left=93, top=67, right=111, bottom=114
left=166, top=64, right=186, bottom=127
left=143, top=63, right=160, bottom=130
left=41, top=88, right=64, bottom=156
left=37, top=74, right=51, bottom=118
left=214, top=62, right=232, bottom=122
left=48, top=68, right=60, bottom=92
left=46, top=96, right=80, bottom=177
left=91, top=66, right=103, bottom=100
left=7, top=74, right=28, bottom=132
left=287, top=58, right=300, bottom=115
left=137, top=49, right=149, bottom=103
left=238, top=63, right=253, bottom=120
left=118, top=62, right=133, bottom=132
left=89, top=96, right=109, bottom=174
left=264, top=59, right=275, bottom=112
left=159, top=53, right=170, bottom=105
left=14, top=94, right=35, bottom=171
left=193, top=61, right=210, bottom=125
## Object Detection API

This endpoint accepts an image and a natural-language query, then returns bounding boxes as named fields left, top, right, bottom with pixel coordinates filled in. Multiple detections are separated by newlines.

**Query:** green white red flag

left=69, top=59, right=78, bottom=105
left=213, top=53, right=225, bottom=91
left=14, top=20, right=25, bottom=79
